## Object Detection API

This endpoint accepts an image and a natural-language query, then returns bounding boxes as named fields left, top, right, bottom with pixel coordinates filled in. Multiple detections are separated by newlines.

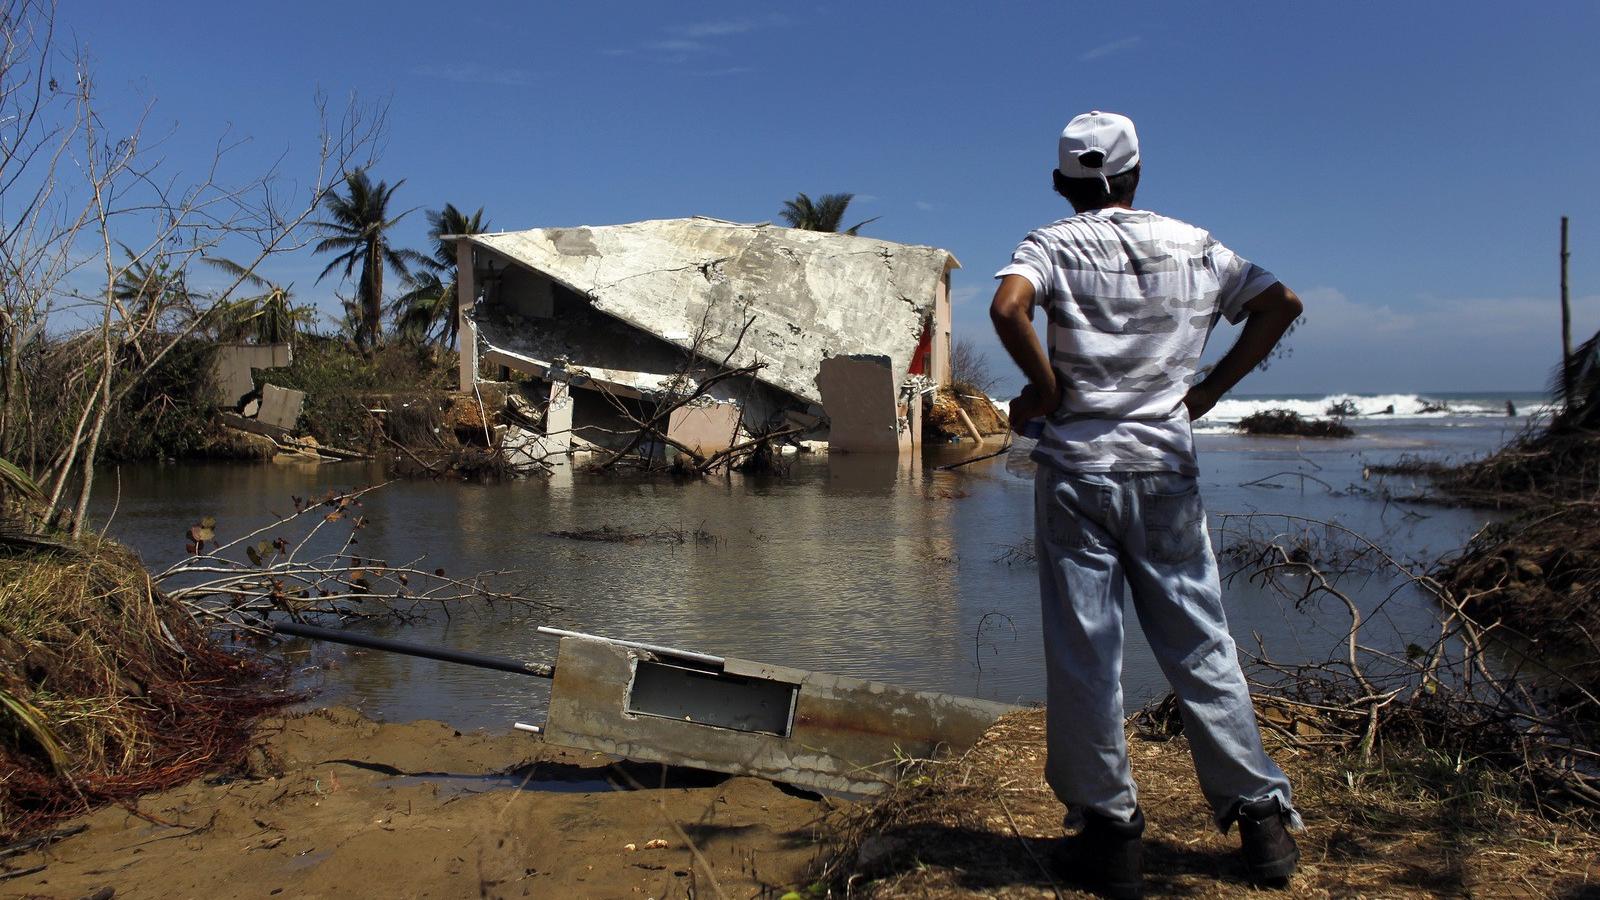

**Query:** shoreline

left=10, top=704, right=1598, bottom=898
left=3, top=707, right=830, bottom=899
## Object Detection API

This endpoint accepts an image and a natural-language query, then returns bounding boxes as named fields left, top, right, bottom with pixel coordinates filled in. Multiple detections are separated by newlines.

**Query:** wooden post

left=1560, top=217, right=1572, bottom=407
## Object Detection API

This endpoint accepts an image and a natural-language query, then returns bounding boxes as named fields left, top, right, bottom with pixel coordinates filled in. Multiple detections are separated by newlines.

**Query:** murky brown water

left=91, top=418, right=1521, bottom=731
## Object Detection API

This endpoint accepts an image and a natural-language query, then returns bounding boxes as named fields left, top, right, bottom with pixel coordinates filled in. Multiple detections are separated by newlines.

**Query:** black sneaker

left=1237, top=798, right=1299, bottom=885
left=1053, top=806, right=1144, bottom=900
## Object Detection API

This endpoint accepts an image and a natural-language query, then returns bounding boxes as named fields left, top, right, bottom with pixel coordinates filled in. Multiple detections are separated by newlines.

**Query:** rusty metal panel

left=541, top=636, right=1014, bottom=795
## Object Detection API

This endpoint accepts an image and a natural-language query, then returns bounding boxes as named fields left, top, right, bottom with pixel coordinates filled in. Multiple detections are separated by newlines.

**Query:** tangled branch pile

left=1219, top=513, right=1600, bottom=814
left=1236, top=408, right=1354, bottom=438
left=1374, top=372, right=1600, bottom=681
left=0, top=480, right=554, bottom=842
left=159, top=486, right=557, bottom=630
left=1437, top=498, right=1600, bottom=680
left=1379, top=425, right=1600, bottom=510
left=0, top=535, right=287, bottom=841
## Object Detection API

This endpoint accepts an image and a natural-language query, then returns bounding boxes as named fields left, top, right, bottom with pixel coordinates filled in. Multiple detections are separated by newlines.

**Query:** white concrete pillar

left=909, top=388, right=922, bottom=448
left=545, top=378, right=574, bottom=454
left=931, top=262, right=956, bottom=386
left=456, top=238, right=478, bottom=392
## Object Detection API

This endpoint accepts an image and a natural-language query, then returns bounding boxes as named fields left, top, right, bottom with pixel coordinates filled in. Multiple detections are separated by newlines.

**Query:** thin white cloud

left=634, top=14, right=790, bottom=63
left=694, top=66, right=757, bottom=77
left=670, top=14, right=789, bottom=39
left=915, top=200, right=937, bottom=212
left=1078, top=36, right=1142, bottom=62
left=950, top=285, right=982, bottom=307
left=413, top=63, right=538, bottom=87
left=649, top=39, right=708, bottom=53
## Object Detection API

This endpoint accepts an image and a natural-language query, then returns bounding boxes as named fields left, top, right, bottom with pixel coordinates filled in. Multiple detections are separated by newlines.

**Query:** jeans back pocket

left=1142, top=483, right=1206, bottom=564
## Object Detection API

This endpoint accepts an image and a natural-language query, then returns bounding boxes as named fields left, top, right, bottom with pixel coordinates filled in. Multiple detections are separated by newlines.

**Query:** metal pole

left=272, top=621, right=555, bottom=679
left=1562, top=216, right=1572, bottom=407
left=535, top=626, right=725, bottom=667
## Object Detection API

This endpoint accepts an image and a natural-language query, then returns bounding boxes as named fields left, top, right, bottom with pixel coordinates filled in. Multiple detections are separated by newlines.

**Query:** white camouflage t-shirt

left=996, top=208, right=1277, bottom=476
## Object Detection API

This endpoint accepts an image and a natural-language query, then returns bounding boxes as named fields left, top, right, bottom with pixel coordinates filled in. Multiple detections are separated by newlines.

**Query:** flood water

left=88, top=393, right=1536, bottom=732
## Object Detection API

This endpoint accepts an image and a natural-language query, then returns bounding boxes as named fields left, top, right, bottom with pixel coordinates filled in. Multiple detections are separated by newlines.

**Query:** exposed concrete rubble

left=209, top=342, right=369, bottom=464
left=211, top=342, right=291, bottom=409
left=257, top=383, right=306, bottom=432
left=451, top=218, right=959, bottom=466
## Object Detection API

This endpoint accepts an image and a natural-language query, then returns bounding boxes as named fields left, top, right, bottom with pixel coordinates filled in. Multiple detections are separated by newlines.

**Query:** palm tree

left=313, top=170, right=426, bottom=351
left=392, top=203, right=488, bottom=347
left=779, top=192, right=879, bottom=235
left=202, top=257, right=318, bottom=345
left=111, top=245, right=193, bottom=366
left=113, top=245, right=192, bottom=328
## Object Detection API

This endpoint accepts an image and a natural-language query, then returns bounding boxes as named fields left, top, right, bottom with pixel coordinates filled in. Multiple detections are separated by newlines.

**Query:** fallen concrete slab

left=541, top=634, right=1014, bottom=795
left=257, top=383, right=306, bottom=431
left=272, top=623, right=1014, bottom=797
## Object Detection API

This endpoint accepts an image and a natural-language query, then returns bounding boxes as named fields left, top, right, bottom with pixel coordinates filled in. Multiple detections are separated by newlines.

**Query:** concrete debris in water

left=449, top=217, right=961, bottom=465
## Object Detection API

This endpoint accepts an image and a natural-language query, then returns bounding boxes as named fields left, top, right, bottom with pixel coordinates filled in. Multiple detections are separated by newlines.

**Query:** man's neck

left=1072, top=202, right=1136, bottom=214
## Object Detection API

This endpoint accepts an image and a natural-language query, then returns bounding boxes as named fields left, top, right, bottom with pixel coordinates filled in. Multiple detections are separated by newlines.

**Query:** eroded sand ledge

left=6, top=707, right=829, bottom=899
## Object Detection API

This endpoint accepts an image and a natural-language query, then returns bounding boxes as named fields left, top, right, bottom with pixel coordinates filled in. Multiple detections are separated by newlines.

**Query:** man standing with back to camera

left=989, top=111, right=1305, bottom=899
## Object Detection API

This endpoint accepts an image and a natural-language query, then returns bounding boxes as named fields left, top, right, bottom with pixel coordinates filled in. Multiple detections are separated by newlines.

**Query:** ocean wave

left=1204, top=393, right=1496, bottom=423
left=986, top=391, right=1552, bottom=433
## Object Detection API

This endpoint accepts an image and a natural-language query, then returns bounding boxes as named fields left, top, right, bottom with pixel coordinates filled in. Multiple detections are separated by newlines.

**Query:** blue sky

left=64, top=1, right=1600, bottom=394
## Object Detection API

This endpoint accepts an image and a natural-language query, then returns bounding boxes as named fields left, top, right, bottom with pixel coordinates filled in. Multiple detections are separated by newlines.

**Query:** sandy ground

left=2, top=707, right=830, bottom=899
left=12, top=705, right=1600, bottom=899
left=825, top=709, right=1600, bottom=899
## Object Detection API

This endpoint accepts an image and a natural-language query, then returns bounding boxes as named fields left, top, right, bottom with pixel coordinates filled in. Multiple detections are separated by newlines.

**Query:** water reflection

left=91, top=419, right=1517, bottom=731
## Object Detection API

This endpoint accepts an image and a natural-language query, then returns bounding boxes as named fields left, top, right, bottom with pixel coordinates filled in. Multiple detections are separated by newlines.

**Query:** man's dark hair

left=1053, top=164, right=1141, bottom=212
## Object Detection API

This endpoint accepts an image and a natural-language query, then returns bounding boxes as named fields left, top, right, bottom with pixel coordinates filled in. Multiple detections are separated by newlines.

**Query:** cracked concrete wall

left=460, top=218, right=958, bottom=406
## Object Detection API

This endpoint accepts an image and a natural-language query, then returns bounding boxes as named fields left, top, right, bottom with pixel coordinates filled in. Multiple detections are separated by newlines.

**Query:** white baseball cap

left=1058, top=111, right=1140, bottom=193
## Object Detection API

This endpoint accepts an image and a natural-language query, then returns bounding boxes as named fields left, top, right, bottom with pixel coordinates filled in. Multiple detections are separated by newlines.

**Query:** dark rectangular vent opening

left=626, top=661, right=797, bottom=737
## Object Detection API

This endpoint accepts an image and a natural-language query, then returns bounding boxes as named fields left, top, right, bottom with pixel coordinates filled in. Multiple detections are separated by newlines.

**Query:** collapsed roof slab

left=458, top=218, right=958, bottom=406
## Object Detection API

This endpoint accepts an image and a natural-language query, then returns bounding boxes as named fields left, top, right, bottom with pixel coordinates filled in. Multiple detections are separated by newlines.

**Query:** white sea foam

left=987, top=391, right=1552, bottom=434
left=1205, top=393, right=1499, bottom=423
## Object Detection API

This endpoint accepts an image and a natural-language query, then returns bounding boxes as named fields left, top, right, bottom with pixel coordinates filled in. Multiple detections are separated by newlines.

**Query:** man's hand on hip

left=1183, top=383, right=1221, bottom=420
left=1010, top=380, right=1063, bottom=433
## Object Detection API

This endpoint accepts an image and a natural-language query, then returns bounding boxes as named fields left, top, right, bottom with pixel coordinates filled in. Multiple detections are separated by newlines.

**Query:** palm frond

left=202, top=256, right=271, bottom=289
left=0, top=687, right=68, bottom=771
left=314, top=250, right=360, bottom=283
left=0, top=455, right=43, bottom=501
left=779, top=192, right=864, bottom=233
left=843, top=215, right=881, bottom=236
left=1551, top=328, right=1600, bottom=427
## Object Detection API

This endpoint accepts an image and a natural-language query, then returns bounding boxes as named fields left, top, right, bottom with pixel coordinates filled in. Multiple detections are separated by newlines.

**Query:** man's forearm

left=994, top=310, right=1055, bottom=391
left=1196, top=285, right=1303, bottom=400
left=990, top=275, right=1055, bottom=391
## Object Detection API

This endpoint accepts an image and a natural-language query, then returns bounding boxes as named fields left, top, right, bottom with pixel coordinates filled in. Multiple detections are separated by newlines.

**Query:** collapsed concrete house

left=450, top=217, right=959, bottom=458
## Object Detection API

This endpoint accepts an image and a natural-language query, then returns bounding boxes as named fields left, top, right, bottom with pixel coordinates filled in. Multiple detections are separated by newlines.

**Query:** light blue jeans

left=1034, top=466, right=1301, bottom=833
